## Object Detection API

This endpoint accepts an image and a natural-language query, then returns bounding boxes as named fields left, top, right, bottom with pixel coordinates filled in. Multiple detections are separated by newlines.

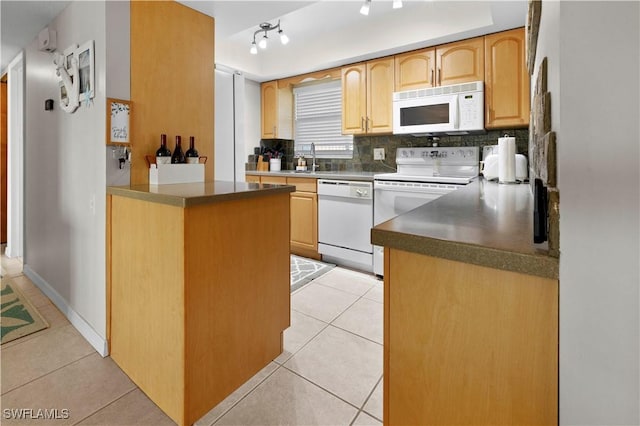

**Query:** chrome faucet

left=310, top=143, right=318, bottom=171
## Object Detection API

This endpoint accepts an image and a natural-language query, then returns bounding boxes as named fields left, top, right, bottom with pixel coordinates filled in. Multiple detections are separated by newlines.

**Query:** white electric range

left=373, top=146, right=479, bottom=276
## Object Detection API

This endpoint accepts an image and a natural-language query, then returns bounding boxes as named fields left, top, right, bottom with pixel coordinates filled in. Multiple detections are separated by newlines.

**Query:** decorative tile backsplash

left=249, top=129, right=529, bottom=172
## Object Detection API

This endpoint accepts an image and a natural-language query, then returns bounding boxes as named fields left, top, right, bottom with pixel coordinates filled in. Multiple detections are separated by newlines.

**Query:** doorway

left=5, top=52, right=24, bottom=259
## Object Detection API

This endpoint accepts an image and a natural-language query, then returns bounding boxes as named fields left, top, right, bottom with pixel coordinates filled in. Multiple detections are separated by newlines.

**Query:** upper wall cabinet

left=394, top=48, right=436, bottom=91
left=394, top=37, right=484, bottom=91
left=261, top=81, right=293, bottom=139
left=342, top=57, right=394, bottom=135
left=484, top=28, right=530, bottom=129
left=436, top=37, right=485, bottom=87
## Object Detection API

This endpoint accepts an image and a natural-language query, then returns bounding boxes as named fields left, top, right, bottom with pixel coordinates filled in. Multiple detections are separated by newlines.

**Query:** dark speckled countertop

left=371, top=179, right=559, bottom=279
left=107, top=181, right=294, bottom=208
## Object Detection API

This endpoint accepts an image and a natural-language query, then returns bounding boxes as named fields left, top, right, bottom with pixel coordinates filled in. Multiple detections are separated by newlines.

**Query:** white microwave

left=392, top=81, right=484, bottom=135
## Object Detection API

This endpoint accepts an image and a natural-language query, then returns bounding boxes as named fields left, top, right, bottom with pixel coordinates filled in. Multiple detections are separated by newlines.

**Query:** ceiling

left=1, top=0, right=527, bottom=81
left=0, top=1, right=70, bottom=73
left=179, top=0, right=528, bottom=81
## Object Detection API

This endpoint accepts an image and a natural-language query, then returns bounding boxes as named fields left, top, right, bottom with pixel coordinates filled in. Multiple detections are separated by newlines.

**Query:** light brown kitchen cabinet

left=484, top=28, right=530, bottom=129
left=342, top=58, right=394, bottom=135
left=436, top=37, right=485, bottom=86
left=394, top=38, right=483, bottom=91
left=246, top=174, right=320, bottom=259
left=384, top=249, right=558, bottom=425
left=290, top=191, right=317, bottom=254
left=260, top=81, right=293, bottom=139
left=394, top=48, right=436, bottom=91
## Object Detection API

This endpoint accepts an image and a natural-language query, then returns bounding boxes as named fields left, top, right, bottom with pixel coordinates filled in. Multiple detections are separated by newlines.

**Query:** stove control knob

left=458, top=149, right=465, bottom=157
left=401, top=150, right=409, bottom=157
left=409, top=150, right=415, bottom=157
left=466, top=149, right=475, bottom=158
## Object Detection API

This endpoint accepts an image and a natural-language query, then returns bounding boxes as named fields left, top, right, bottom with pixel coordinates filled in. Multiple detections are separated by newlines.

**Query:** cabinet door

left=290, top=191, right=317, bottom=251
left=394, top=48, right=436, bottom=91
left=367, top=58, right=394, bottom=134
left=484, top=28, right=530, bottom=129
left=341, top=64, right=367, bottom=135
left=261, top=81, right=278, bottom=138
left=436, top=37, right=484, bottom=86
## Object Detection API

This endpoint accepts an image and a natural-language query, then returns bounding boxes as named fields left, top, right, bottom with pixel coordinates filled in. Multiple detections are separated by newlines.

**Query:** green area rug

left=290, top=255, right=335, bottom=293
left=1, top=280, right=49, bottom=344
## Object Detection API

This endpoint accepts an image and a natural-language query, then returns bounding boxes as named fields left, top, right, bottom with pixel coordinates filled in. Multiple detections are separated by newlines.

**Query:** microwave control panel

left=458, top=92, right=484, bottom=129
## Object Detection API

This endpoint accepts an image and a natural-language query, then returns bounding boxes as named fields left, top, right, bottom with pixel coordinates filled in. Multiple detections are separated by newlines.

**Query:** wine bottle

left=185, top=136, right=199, bottom=164
left=155, top=134, right=172, bottom=165
left=171, top=135, right=185, bottom=164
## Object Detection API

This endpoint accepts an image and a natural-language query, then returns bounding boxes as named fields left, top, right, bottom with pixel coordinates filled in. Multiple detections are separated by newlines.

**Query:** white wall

left=535, top=1, right=640, bottom=424
left=244, top=78, right=261, bottom=159
left=23, top=0, right=109, bottom=354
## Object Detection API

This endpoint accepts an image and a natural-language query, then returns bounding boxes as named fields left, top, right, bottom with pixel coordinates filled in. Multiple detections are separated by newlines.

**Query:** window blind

left=294, top=80, right=353, bottom=159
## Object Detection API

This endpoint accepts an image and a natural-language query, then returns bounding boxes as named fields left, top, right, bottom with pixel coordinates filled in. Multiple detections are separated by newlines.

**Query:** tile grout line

left=70, top=387, right=139, bottom=426
left=0, top=349, right=96, bottom=396
left=280, top=363, right=365, bottom=414
left=205, top=363, right=283, bottom=426
left=357, top=374, right=384, bottom=423
left=273, top=317, right=331, bottom=366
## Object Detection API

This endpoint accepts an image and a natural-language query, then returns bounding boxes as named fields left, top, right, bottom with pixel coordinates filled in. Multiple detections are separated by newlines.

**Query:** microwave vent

left=393, top=81, right=483, bottom=101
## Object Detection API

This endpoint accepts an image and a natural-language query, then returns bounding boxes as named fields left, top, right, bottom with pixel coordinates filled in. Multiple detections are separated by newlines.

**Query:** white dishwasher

left=317, top=179, right=373, bottom=272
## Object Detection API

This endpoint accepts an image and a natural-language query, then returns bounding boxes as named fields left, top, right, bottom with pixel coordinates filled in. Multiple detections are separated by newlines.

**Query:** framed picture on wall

left=76, top=40, right=95, bottom=99
left=106, top=98, right=131, bottom=145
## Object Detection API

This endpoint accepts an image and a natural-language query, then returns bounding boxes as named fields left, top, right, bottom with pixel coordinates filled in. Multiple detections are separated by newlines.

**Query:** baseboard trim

left=22, top=264, right=109, bottom=357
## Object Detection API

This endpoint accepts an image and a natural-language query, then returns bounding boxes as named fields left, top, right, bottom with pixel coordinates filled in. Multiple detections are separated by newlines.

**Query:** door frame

left=6, top=51, right=24, bottom=259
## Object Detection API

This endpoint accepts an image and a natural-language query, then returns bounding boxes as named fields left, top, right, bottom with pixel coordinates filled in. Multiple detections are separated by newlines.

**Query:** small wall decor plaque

left=107, top=98, right=131, bottom=145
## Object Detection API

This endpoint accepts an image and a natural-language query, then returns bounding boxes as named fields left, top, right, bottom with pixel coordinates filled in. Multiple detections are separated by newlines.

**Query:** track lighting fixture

left=249, top=20, right=289, bottom=55
left=360, top=0, right=371, bottom=15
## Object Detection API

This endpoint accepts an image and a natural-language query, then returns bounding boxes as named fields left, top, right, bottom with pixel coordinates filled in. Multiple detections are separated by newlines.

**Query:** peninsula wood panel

left=184, top=193, right=290, bottom=423
left=110, top=196, right=186, bottom=422
left=110, top=192, right=291, bottom=425
left=130, top=1, right=214, bottom=184
left=485, top=28, right=530, bottom=128
left=386, top=249, right=558, bottom=425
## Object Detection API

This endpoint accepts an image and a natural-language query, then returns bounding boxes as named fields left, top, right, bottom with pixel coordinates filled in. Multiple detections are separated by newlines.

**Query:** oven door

left=372, top=181, right=457, bottom=276
left=393, top=94, right=458, bottom=134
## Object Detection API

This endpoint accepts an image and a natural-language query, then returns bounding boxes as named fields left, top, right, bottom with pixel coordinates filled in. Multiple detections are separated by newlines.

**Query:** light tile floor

left=1, top=254, right=383, bottom=426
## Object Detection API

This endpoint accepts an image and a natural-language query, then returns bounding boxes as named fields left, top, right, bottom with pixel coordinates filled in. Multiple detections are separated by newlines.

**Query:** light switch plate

left=373, top=148, right=385, bottom=160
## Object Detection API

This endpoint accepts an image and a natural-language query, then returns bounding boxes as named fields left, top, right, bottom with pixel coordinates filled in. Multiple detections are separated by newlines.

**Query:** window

left=294, top=79, right=353, bottom=159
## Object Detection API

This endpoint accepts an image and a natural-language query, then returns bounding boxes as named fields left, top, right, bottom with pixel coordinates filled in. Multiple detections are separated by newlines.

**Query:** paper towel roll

left=498, top=136, right=516, bottom=183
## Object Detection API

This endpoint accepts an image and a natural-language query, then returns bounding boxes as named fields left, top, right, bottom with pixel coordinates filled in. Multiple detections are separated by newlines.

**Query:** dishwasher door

left=317, top=179, right=373, bottom=257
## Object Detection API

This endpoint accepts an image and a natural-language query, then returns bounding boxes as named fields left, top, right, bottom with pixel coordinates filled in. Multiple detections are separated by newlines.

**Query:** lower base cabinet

left=385, top=248, right=558, bottom=425
left=247, top=174, right=320, bottom=259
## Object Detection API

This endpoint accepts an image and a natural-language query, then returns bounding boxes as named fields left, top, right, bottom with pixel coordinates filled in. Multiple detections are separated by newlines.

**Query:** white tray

left=149, top=163, right=205, bottom=185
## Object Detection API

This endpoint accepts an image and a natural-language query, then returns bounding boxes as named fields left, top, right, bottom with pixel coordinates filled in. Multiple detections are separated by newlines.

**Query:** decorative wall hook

left=54, top=52, right=79, bottom=113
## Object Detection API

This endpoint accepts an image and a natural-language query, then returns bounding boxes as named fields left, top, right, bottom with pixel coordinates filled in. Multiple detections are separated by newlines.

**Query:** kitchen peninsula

left=372, top=179, right=559, bottom=425
left=106, top=181, right=294, bottom=426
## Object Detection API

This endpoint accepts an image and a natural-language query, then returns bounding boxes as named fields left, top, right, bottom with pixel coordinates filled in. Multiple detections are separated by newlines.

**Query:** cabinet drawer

left=286, top=177, right=317, bottom=193
left=261, top=176, right=287, bottom=185
left=245, top=175, right=260, bottom=183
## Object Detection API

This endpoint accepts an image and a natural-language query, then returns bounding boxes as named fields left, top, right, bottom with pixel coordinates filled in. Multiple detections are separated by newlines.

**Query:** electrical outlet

left=373, top=148, right=385, bottom=160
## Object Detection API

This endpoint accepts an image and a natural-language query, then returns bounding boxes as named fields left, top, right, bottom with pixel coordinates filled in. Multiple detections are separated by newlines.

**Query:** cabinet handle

left=367, top=117, right=371, bottom=133
left=430, top=69, right=434, bottom=85
left=438, top=68, right=441, bottom=85
left=273, top=125, right=276, bottom=136
left=361, top=117, right=365, bottom=131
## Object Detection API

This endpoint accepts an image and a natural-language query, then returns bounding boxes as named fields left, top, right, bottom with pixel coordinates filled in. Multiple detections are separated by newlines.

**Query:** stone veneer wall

left=251, top=128, right=528, bottom=173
